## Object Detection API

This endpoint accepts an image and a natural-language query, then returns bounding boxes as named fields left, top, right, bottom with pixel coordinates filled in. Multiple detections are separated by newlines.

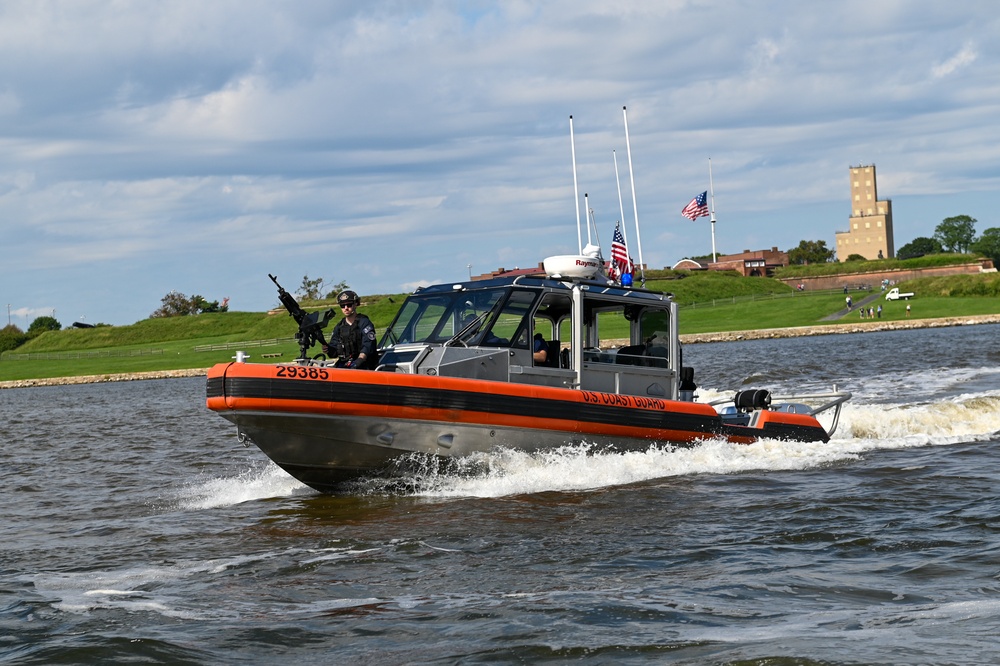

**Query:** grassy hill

left=772, top=252, right=985, bottom=278
left=3, top=271, right=1000, bottom=382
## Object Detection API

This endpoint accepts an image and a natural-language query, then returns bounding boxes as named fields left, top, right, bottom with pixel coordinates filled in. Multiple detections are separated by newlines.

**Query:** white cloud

left=930, top=42, right=978, bottom=79
left=1, top=1, right=1000, bottom=325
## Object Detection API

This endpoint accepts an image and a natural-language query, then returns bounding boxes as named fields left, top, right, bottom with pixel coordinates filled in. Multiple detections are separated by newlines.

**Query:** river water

left=2, top=324, right=1000, bottom=665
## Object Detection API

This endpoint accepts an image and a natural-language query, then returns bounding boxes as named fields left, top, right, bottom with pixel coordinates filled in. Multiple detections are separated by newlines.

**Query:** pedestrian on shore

left=877, top=304, right=882, bottom=318
left=906, top=303, right=911, bottom=318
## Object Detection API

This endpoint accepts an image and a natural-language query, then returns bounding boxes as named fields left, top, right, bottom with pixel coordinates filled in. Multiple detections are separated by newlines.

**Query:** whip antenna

left=570, top=115, right=582, bottom=254
left=623, top=106, right=645, bottom=286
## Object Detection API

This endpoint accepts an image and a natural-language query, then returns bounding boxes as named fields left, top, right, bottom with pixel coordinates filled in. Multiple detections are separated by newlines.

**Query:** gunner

left=323, top=290, right=378, bottom=369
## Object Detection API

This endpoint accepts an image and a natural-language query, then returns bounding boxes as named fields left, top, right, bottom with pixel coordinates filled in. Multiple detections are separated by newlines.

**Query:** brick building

left=708, top=247, right=789, bottom=277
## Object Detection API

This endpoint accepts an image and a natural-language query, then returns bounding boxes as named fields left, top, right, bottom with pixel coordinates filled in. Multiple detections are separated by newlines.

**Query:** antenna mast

left=570, top=116, right=582, bottom=254
left=709, top=157, right=718, bottom=262
left=613, top=150, right=631, bottom=252
left=622, top=106, right=645, bottom=286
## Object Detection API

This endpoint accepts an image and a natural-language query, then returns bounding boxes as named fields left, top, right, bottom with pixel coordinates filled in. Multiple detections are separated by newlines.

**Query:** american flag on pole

left=681, top=191, right=709, bottom=220
left=608, top=221, right=633, bottom=281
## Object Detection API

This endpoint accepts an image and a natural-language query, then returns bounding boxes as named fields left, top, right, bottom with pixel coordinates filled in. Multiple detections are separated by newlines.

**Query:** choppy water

left=3, top=324, right=1000, bottom=665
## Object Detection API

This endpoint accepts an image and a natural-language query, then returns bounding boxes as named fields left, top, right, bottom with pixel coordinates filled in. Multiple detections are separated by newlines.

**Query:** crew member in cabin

left=532, top=332, right=548, bottom=366
left=323, top=290, right=378, bottom=369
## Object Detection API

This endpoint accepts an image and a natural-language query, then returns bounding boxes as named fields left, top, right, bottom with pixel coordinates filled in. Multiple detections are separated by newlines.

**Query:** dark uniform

left=328, top=313, right=378, bottom=369
left=324, top=289, right=379, bottom=369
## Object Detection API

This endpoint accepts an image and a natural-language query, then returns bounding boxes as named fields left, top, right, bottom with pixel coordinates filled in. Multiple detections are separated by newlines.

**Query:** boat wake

left=351, top=390, right=1000, bottom=499
left=194, top=390, right=1000, bottom=503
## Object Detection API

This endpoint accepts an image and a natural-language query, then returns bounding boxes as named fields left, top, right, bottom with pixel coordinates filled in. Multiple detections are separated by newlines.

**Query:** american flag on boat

left=608, top=221, right=633, bottom=281
left=681, top=191, right=709, bottom=220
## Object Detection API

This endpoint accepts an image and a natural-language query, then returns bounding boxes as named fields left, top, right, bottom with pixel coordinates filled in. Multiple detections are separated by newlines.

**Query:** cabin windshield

left=381, top=288, right=513, bottom=346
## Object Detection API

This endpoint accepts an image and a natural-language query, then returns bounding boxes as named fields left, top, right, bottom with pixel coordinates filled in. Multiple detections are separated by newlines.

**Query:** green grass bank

left=3, top=269, right=1000, bottom=385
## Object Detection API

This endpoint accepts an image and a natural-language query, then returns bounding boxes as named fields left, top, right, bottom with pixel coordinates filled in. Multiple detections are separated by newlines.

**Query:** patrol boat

left=206, top=256, right=850, bottom=493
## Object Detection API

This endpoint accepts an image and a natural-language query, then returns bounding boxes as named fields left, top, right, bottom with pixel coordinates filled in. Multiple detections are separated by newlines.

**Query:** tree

left=324, top=280, right=350, bottom=300
left=0, top=324, right=28, bottom=353
left=152, top=291, right=200, bottom=317
left=298, top=274, right=325, bottom=300
left=787, top=240, right=834, bottom=265
left=297, top=274, right=350, bottom=301
left=152, top=291, right=230, bottom=317
left=196, top=296, right=229, bottom=313
left=27, top=316, right=62, bottom=336
left=896, top=236, right=943, bottom=260
left=934, top=215, right=977, bottom=253
left=970, top=227, right=1000, bottom=266
left=844, top=254, right=866, bottom=262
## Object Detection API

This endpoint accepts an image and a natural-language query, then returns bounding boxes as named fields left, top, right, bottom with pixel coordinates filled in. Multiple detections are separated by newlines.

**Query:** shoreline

left=4, top=314, right=1000, bottom=389
left=678, top=313, right=1000, bottom=344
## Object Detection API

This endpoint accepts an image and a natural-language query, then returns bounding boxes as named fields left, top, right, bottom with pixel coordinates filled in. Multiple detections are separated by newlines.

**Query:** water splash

left=174, top=461, right=306, bottom=510
left=189, top=390, right=1000, bottom=502
left=362, top=391, right=1000, bottom=499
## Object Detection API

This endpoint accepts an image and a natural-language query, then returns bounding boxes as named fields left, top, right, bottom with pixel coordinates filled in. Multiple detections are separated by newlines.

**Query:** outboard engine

left=678, top=367, right=697, bottom=402
left=734, top=389, right=772, bottom=413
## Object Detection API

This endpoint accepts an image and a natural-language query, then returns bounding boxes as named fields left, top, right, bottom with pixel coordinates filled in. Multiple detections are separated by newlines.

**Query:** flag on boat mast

left=680, top=191, right=709, bottom=220
left=608, top=220, right=634, bottom=284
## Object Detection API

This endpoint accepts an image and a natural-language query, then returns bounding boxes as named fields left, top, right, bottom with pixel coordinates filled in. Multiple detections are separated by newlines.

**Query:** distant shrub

left=0, top=324, right=28, bottom=353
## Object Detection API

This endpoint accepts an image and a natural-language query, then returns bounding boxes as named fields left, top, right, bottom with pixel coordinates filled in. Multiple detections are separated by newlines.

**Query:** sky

left=3, top=1, right=999, bottom=327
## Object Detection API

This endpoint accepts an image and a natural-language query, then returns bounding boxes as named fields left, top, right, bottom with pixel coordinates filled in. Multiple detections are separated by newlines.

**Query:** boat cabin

left=377, top=272, right=689, bottom=400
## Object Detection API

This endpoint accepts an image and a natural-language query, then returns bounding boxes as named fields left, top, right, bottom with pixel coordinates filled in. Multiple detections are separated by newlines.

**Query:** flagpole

left=622, top=106, right=645, bottom=286
left=613, top=150, right=630, bottom=250
left=570, top=115, right=582, bottom=254
left=708, top=157, right=717, bottom=262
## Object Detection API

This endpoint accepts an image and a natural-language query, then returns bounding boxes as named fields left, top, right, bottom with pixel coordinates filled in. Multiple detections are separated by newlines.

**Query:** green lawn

left=680, top=293, right=1000, bottom=333
left=4, top=274, right=1000, bottom=382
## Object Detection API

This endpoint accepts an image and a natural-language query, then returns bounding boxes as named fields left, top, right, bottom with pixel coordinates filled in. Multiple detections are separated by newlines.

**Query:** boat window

left=481, top=290, right=536, bottom=348
left=640, top=308, right=670, bottom=368
left=382, top=288, right=508, bottom=345
left=532, top=293, right=571, bottom=367
left=381, top=297, right=447, bottom=345
left=575, top=299, right=671, bottom=368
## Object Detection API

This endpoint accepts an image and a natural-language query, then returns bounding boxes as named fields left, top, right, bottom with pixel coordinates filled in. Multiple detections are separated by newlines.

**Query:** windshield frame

left=380, top=287, right=513, bottom=347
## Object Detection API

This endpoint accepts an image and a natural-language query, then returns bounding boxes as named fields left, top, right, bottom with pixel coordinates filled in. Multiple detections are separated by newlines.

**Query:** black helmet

left=337, top=290, right=360, bottom=306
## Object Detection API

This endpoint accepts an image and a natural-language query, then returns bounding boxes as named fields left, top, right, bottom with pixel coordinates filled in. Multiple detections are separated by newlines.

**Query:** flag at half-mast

left=681, top=191, right=709, bottom=220
left=608, top=221, right=634, bottom=280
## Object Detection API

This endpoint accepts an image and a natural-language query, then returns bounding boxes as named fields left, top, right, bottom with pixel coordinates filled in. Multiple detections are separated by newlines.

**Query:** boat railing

left=708, top=386, right=851, bottom=438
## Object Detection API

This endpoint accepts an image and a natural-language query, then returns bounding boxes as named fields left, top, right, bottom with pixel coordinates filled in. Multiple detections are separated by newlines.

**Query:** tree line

left=787, top=215, right=998, bottom=265
left=2, top=274, right=351, bottom=354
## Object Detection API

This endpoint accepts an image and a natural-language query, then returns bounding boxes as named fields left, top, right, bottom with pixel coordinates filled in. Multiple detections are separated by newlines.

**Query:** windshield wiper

left=444, top=298, right=503, bottom=347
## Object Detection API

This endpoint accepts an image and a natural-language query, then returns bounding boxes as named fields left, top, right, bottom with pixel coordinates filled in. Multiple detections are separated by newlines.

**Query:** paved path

left=821, top=291, right=883, bottom=321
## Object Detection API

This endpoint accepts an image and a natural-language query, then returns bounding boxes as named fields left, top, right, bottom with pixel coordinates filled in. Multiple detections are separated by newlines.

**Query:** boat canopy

left=377, top=275, right=682, bottom=398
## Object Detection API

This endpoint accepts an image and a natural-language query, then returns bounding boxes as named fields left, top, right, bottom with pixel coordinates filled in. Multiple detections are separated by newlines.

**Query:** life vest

left=332, top=314, right=378, bottom=369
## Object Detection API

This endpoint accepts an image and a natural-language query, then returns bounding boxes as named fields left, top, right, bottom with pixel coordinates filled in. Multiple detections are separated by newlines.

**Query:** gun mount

left=269, top=274, right=335, bottom=360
